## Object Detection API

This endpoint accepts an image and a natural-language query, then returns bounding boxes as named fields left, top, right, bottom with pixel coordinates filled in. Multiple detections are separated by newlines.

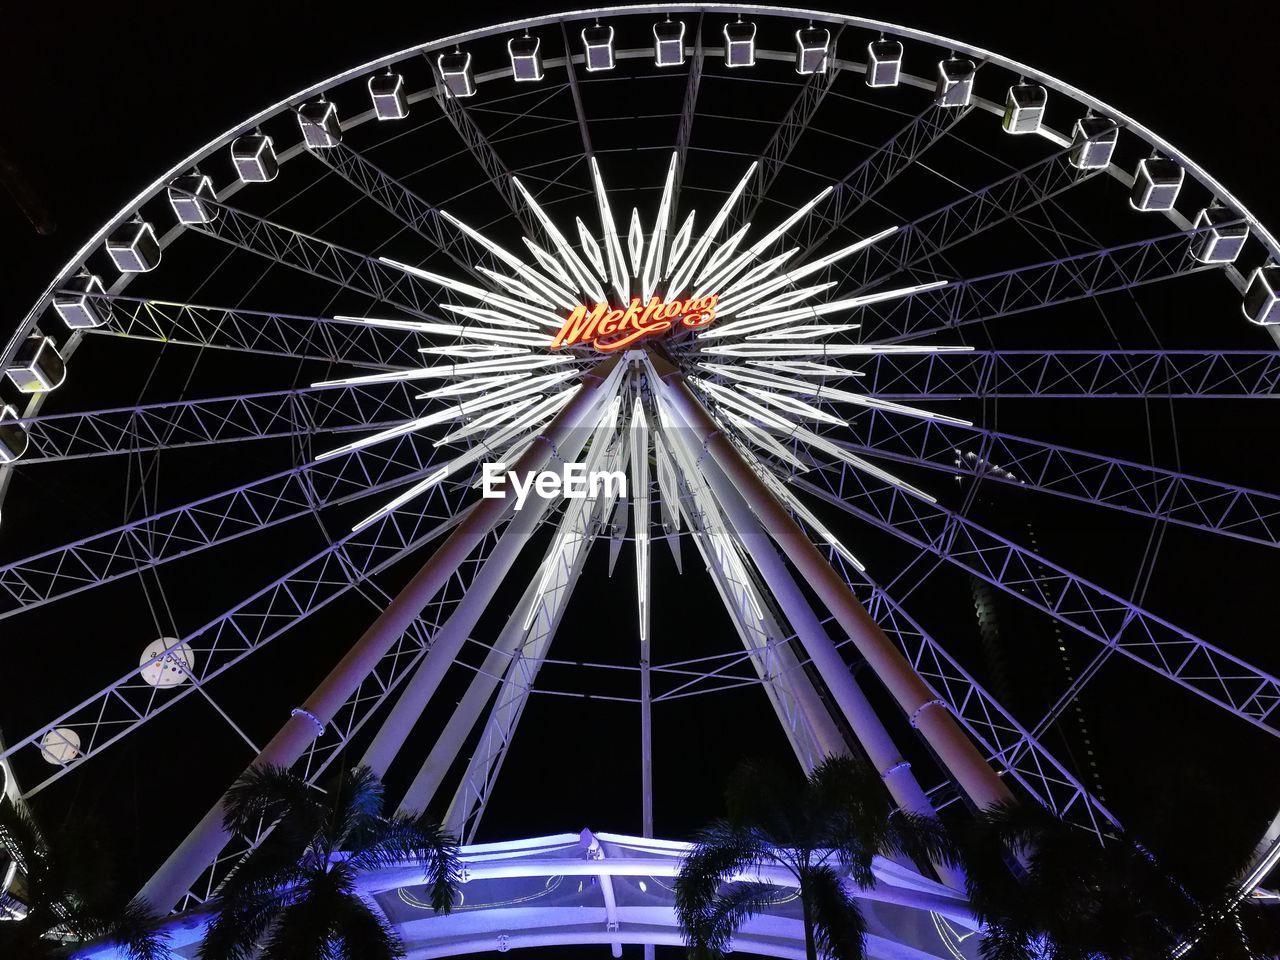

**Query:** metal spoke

left=785, top=402, right=1280, bottom=548
left=11, top=380, right=422, bottom=463
left=791, top=464, right=1280, bottom=736
left=0, top=432, right=447, bottom=619
left=670, top=15, right=704, bottom=217
left=817, top=542, right=1117, bottom=836
left=428, top=61, right=545, bottom=240
left=727, top=26, right=845, bottom=233
left=0, top=484, right=474, bottom=800
left=836, top=349, right=1280, bottom=399
left=795, top=100, right=975, bottom=258
left=797, top=225, right=1219, bottom=345
left=831, top=147, right=1101, bottom=291
left=306, top=141, right=497, bottom=282
left=84, top=293, right=423, bottom=368
left=181, top=195, right=449, bottom=320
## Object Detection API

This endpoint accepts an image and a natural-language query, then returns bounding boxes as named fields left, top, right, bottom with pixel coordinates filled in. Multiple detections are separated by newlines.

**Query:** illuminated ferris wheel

left=2, top=6, right=1280, bottom=955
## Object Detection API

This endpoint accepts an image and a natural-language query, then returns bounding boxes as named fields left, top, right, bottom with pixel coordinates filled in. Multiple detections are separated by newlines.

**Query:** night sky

left=1, top=0, right=1278, bottom=931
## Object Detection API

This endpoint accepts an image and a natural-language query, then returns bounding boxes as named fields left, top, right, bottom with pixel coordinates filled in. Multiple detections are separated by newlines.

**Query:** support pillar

left=647, top=352, right=1013, bottom=813
left=137, top=354, right=624, bottom=913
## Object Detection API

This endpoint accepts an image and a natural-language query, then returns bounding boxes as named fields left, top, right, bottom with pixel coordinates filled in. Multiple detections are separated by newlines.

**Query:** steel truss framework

left=2, top=6, right=1280, bottom=956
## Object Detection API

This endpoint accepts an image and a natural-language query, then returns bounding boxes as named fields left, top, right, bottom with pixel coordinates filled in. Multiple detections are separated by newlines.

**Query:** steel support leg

left=646, top=351, right=1013, bottom=813
left=137, top=355, right=625, bottom=913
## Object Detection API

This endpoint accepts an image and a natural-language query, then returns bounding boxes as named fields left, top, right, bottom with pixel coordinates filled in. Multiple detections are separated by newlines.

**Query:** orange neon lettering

left=549, top=294, right=718, bottom=351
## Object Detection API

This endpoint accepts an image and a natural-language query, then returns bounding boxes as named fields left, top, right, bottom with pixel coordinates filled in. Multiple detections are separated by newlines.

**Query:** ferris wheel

left=1, top=4, right=1279, bottom=945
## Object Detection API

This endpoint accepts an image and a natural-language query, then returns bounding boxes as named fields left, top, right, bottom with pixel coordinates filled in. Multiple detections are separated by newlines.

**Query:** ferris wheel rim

left=1, top=3, right=1278, bottom=916
left=6, top=1, right=1279, bottom=371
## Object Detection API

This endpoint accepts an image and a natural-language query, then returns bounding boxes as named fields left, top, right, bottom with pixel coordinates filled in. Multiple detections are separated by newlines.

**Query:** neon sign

left=550, top=294, right=718, bottom=352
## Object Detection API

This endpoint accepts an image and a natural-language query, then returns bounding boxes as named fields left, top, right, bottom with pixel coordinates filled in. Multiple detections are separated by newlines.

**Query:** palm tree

left=962, top=800, right=1280, bottom=960
left=198, top=764, right=459, bottom=960
left=674, top=755, right=959, bottom=960
left=0, top=797, right=170, bottom=960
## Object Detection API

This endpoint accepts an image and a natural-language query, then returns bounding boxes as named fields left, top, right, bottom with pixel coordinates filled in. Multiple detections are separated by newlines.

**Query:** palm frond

left=98, top=899, right=174, bottom=960
left=198, top=889, right=293, bottom=960
left=675, top=819, right=776, bottom=936
left=804, top=864, right=867, bottom=960
left=326, top=766, right=387, bottom=852
left=222, top=765, right=320, bottom=837
left=258, top=873, right=344, bottom=960
left=332, top=892, right=406, bottom=960
left=686, top=881, right=782, bottom=959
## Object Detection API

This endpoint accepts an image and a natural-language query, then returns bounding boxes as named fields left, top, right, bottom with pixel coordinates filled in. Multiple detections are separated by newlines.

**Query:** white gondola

left=0, top=405, right=28, bottom=465
left=935, top=58, right=975, bottom=107
left=1191, top=207, right=1248, bottom=264
left=1002, top=83, right=1047, bottom=135
left=1129, top=158, right=1184, bottom=212
left=438, top=52, right=476, bottom=97
left=723, top=20, right=756, bottom=68
left=167, top=173, right=218, bottom=224
left=231, top=134, right=279, bottom=183
left=298, top=101, right=341, bottom=148
left=1243, top=265, right=1280, bottom=326
left=582, top=25, right=615, bottom=72
left=5, top=336, right=66, bottom=394
left=1069, top=117, right=1118, bottom=170
left=509, top=35, right=544, bottom=81
left=53, top=273, right=109, bottom=330
left=795, top=26, right=830, bottom=75
left=106, top=220, right=161, bottom=273
left=866, top=40, right=902, bottom=87
left=653, top=19, right=686, bottom=67
left=369, top=72, right=409, bottom=119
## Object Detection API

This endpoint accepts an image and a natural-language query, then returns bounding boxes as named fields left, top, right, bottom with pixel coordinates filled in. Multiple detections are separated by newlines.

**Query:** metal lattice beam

left=728, top=25, right=845, bottom=233
left=429, top=66, right=543, bottom=240
left=795, top=100, right=975, bottom=258
left=0, top=432, right=446, bottom=618
left=84, top=293, right=423, bottom=369
left=0, top=486, right=475, bottom=801
left=776, top=401, right=1280, bottom=548
left=817, top=544, right=1118, bottom=837
left=790, top=465, right=1280, bottom=737
left=833, top=148, right=1100, bottom=290
left=185, top=197, right=448, bottom=320
left=308, top=142, right=496, bottom=282
left=11, top=380, right=422, bottom=463
left=820, top=349, right=1280, bottom=399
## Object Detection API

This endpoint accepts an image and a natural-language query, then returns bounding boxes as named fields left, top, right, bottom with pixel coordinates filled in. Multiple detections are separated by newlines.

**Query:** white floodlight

left=723, top=20, right=756, bottom=67
left=368, top=72, right=408, bottom=119
left=509, top=35, right=544, bottom=81
left=653, top=19, right=686, bottom=67
left=231, top=134, right=279, bottom=182
left=582, top=24, right=615, bottom=72
left=866, top=39, right=902, bottom=87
